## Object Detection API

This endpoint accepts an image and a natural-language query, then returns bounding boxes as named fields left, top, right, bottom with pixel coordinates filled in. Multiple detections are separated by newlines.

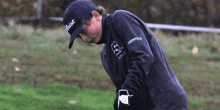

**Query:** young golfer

left=63, top=0, right=188, bottom=110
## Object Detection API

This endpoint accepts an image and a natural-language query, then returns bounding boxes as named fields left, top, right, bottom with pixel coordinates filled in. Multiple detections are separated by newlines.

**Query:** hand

left=117, top=89, right=133, bottom=110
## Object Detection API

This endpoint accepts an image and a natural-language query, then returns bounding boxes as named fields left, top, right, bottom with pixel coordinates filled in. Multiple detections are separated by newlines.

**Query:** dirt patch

left=0, top=53, right=115, bottom=91
left=210, top=46, right=218, bottom=52
left=22, top=54, right=32, bottom=60
left=187, top=85, right=202, bottom=96
left=206, top=101, right=220, bottom=109
left=206, top=57, right=220, bottom=62
left=0, top=62, right=115, bottom=91
left=81, top=78, right=115, bottom=91
left=32, top=72, right=115, bottom=91
left=0, top=41, right=25, bottom=49
left=186, top=80, right=220, bottom=97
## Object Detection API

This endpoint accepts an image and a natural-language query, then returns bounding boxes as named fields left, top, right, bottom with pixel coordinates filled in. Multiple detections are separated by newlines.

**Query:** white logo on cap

left=65, top=19, right=75, bottom=32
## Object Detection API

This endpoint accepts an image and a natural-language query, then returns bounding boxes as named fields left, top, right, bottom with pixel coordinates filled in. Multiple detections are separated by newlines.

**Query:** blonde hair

left=84, top=6, right=106, bottom=23
left=96, top=6, right=106, bottom=15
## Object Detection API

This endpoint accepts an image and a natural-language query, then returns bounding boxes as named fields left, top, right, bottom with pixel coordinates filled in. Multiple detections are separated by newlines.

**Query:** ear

left=91, top=11, right=100, bottom=20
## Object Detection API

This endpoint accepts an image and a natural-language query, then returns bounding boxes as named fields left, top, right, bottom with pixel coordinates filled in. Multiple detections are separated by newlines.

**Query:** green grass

left=0, top=84, right=115, bottom=110
left=0, top=24, right=220, bottom=110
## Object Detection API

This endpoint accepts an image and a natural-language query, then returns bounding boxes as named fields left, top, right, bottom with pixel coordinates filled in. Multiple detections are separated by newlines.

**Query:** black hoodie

left=98, top=10, right=187, bottom=110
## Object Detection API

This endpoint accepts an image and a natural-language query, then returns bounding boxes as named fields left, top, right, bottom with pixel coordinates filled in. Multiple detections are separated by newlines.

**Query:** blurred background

left=0, top=0, right=220, bottom=110
left=1, top=0, right=220, bottom=27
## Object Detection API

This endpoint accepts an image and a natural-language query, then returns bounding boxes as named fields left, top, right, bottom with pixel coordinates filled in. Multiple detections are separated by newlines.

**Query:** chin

left=93, top=40, right=99, bottom=44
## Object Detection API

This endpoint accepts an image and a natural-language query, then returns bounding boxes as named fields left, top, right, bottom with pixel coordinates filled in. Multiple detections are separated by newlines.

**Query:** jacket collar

left=96, top=14, right=110, bottom=44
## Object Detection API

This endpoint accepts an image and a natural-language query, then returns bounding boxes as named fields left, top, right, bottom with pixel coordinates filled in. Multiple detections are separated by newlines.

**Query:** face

left=78, top=11, right=102, bottom=44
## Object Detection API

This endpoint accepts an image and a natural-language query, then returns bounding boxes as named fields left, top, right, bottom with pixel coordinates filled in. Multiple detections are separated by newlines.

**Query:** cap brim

left=68, top=23, right=83, bottom=49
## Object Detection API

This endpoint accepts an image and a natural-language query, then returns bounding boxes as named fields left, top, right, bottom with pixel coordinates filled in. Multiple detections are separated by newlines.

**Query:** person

left=63, top=0, right=188, bottom=110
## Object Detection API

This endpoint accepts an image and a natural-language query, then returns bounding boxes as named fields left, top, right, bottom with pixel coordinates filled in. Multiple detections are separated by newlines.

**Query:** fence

left=47, top=17, right=220, bottom=33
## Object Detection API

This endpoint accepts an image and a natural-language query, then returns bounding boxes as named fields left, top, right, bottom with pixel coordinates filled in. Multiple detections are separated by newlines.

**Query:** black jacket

left=98, top=10, right=187, bottom=110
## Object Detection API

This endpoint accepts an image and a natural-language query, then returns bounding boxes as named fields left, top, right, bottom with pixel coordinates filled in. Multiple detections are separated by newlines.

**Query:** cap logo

left=65, top=19, right=75, bottom=32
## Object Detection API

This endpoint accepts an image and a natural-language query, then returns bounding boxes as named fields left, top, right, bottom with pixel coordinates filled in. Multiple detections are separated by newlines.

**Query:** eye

left=80, top=29, right=86, bottom=34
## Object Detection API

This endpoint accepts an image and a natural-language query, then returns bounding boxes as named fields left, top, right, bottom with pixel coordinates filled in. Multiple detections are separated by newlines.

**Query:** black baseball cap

left=63, top=0, right=97, bottom=49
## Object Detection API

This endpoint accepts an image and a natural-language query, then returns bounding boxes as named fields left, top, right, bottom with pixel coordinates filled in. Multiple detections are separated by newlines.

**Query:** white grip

left=119, top=95, right=129, bottom=104
left=117, top=89, right=133, bottom=109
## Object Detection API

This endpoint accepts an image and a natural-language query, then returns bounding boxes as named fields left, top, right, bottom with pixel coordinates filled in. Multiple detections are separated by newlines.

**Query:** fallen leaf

left=15, top=67, right=20, bottom=71
left=14, top=87, right=22, bottom=92
left=192, top=46, right=199, bottom=54
left=12, top=58, right=19, bottom=63
left=73, top=50, right=77, bottom=54
left=68, top=100, right=77, bottom=104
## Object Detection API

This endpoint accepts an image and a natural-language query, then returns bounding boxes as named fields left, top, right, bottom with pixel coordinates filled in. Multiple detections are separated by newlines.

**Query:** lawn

left=0, top=84, right=114, bottom=110
left=0, top=24, right=219, bottom=110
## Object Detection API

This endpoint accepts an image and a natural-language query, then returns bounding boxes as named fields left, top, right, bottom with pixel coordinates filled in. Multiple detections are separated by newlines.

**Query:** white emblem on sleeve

left=128, top=37, right=142, bottom=45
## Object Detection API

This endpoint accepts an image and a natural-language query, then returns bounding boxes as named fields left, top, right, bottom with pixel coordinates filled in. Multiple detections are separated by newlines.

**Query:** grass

left=0, top=24, right=220, bottom=110
left=0, top=84, right=114, bottom=110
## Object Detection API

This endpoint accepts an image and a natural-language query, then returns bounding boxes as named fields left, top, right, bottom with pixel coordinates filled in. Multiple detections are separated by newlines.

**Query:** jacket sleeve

left=112, top=11, right=154, bottom=95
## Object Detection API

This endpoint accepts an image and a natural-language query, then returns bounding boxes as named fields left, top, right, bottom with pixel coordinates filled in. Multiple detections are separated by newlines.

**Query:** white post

left=37, top=0, right=47, bottom=28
